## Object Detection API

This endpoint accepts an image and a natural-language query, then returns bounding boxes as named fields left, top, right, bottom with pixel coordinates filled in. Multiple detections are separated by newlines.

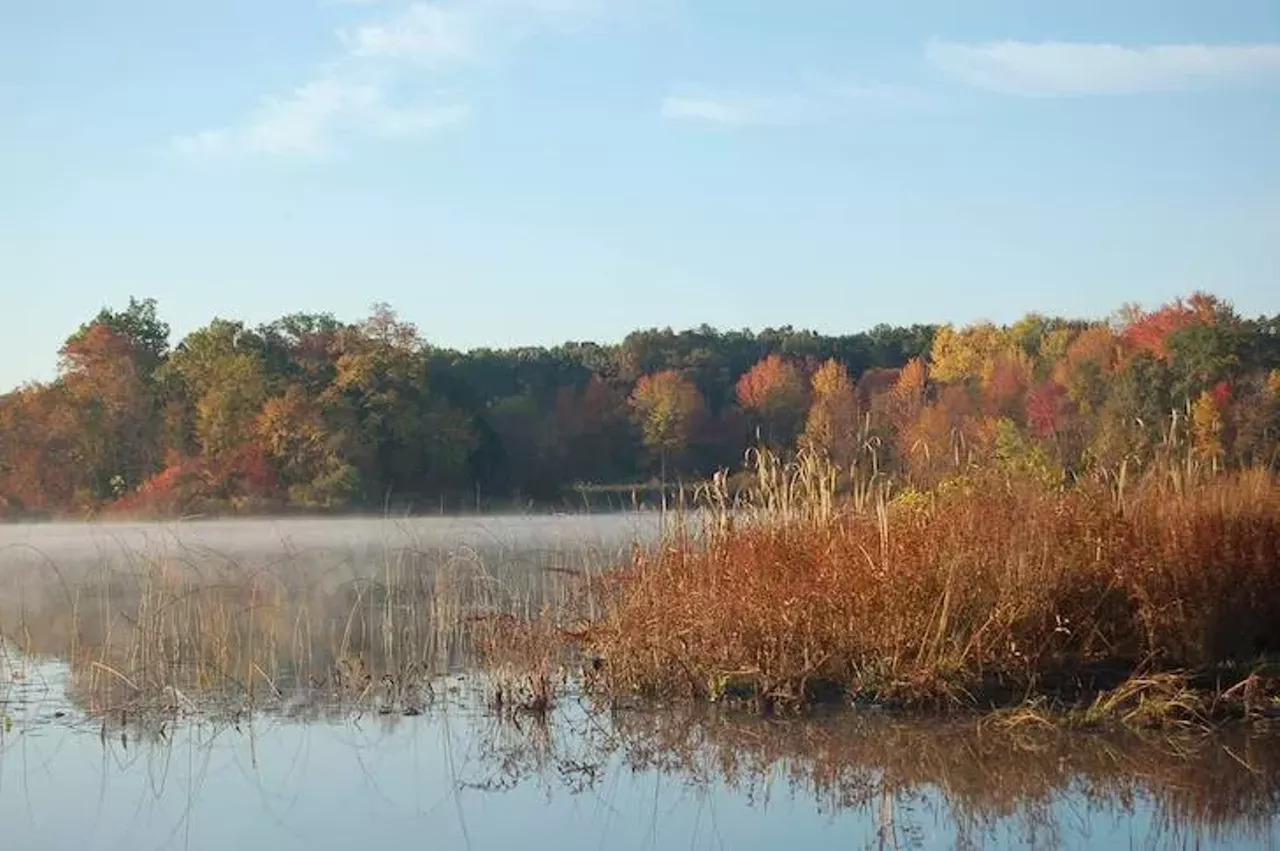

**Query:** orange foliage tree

left=1051, top=325, right=1118, bottom=413
left=736, top=354, right=809, bottom=450
left=980, top=351, right=1033, bottom=421
left=58, top=323, right=158, bottom=502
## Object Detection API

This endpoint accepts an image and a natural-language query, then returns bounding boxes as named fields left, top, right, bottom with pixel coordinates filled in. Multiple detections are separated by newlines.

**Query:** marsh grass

left=582, top=447, right=1280, bottom=718
left=0, top=524, right=609, bottom=720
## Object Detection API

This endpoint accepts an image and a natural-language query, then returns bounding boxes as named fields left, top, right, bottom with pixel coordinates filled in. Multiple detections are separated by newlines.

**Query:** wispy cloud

left=341, top=2, right=481, bottom=60
left=173, top=80, right=467, bottom=160
left=341, top=0, right=609, bottom=59
left=660, top=92, right=836, bottom=127
left=661, top=77, right=930, bottom=127
left=174, top=0, right=610, bottom=160
left=927, top=39, right=1280, bottom=96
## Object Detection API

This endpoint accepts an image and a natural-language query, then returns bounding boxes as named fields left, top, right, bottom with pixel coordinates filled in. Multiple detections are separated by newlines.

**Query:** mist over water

left=0, top=514, right=664, bottom=580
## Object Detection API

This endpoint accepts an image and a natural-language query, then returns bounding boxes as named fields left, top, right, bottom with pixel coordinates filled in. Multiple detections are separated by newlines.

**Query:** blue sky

left=2, top=0, right=1278, bottom=391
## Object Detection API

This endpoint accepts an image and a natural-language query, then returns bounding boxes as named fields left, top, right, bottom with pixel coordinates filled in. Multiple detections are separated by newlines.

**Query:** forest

left=0, top=292, right=1277, bottom=518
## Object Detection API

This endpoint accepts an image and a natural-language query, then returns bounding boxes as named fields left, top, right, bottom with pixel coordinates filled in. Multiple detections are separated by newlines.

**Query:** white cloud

left=660, top=76, right=930, bottom=127
left=342, top=0, right=609, bottom=60
left=660, top=96, right=747, bottom=125
left=805, top=76, right=939, bottom=109
left=173, top=80, right=467, bottom=160
left=660, top=92, right=836, bottom=126
left=927, top=39, right=1280, bottom=96
left=342, top=3, right=480, bottom=60
left=174, top=0, right=609, bottom=160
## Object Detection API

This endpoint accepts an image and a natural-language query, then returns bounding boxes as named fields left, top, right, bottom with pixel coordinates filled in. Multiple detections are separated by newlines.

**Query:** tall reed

left=584, top=449, right=1280, bottom=713
left=0, top=531, right=604, bottom=717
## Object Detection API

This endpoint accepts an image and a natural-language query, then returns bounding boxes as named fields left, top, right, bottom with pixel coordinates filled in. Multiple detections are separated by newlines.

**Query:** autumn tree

left=1118, top=292, right=1229, bottom=361
left=735, top=354, right=809, bottom=450
left=1087, top=352, right=1174, bottom=470
left=555, top=375, right=634, bottom=485
left=1191, top=389, right=1226, bottom=470
left=630, top=370, right=706, bottom=483
left=980, top=350, right=1033, bottom=422
left=1051, top=325, right=1117, bottom=414
left=3, top=296, right=171, bottom=508
left=1230, top=372, right=1280, bottom=468
left=0, top=385, right=80, bottom=511
left=256, top=386, right=357, bottom=506
left=1165, top=321, right=1244, bottom=405
left=927, top=322, right=1011, bottom=384
left=872, top=357, right=927, bottom=439
left=58, top=322, right=158, bottom=501
left=64, top=297, right=170, bottom=381
left=323, top=305, right=475, bottom=503
left=801, top=359, right=859, bottom=464
left=258, top=312, right=345, bottom=395
left=164, top=319, right=269, bottom=463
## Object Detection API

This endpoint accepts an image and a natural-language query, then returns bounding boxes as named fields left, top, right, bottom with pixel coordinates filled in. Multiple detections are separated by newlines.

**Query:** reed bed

left=0, top=530, right=606, bottom=719
left=583, top=451, right=1280, bottom=716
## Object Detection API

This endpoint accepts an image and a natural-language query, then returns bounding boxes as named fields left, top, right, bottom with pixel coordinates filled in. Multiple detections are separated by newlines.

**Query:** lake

left=1, top=516, right=1279, bottom=850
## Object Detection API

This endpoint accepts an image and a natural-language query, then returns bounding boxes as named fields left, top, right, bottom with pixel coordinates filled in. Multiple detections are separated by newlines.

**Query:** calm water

left=3, top=654, right=1279, bottom=851
left=2, top=516, right=1279, bottom=850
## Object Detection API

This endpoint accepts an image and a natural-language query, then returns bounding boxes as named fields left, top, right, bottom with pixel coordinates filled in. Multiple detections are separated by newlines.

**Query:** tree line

left=0, top=293, right=1276, bottom=517
left=0, top=299, right=932, bottom=515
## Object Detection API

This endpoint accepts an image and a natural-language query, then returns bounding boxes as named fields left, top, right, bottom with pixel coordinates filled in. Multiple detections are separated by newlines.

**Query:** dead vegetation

left=0, top=534, right=600, bottom=721
left=581, top=448, right=1280, bottom=720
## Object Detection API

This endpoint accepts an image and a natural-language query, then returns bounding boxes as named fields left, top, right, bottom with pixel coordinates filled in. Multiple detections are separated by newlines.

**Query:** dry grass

left=0, top=535, right=600, bottom=719
left=583, top=450, right=1280, bottom=715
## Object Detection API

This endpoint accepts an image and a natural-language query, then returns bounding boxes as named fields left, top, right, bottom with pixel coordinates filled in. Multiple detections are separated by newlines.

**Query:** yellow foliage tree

left=928, top=322, right=1013, bottom=384
left=1190, top=390, right=1224, bottom=470
left=630, top=370, right=706, bottom=482
left=801, top=359, right=859, bottom=463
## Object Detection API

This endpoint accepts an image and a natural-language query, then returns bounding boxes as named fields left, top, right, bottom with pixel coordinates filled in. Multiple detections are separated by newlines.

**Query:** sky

left=2, top=0, right=1279, bottom=391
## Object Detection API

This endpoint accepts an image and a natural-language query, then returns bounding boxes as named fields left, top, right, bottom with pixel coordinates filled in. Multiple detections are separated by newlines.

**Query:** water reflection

left=3, top=664, right=1279, bottom=851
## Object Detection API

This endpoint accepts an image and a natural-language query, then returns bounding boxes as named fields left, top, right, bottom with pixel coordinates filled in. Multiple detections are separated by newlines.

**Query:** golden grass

left=583, top=450, right=1280, bottom=715
left=0, top=536, right=599, bottom=719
